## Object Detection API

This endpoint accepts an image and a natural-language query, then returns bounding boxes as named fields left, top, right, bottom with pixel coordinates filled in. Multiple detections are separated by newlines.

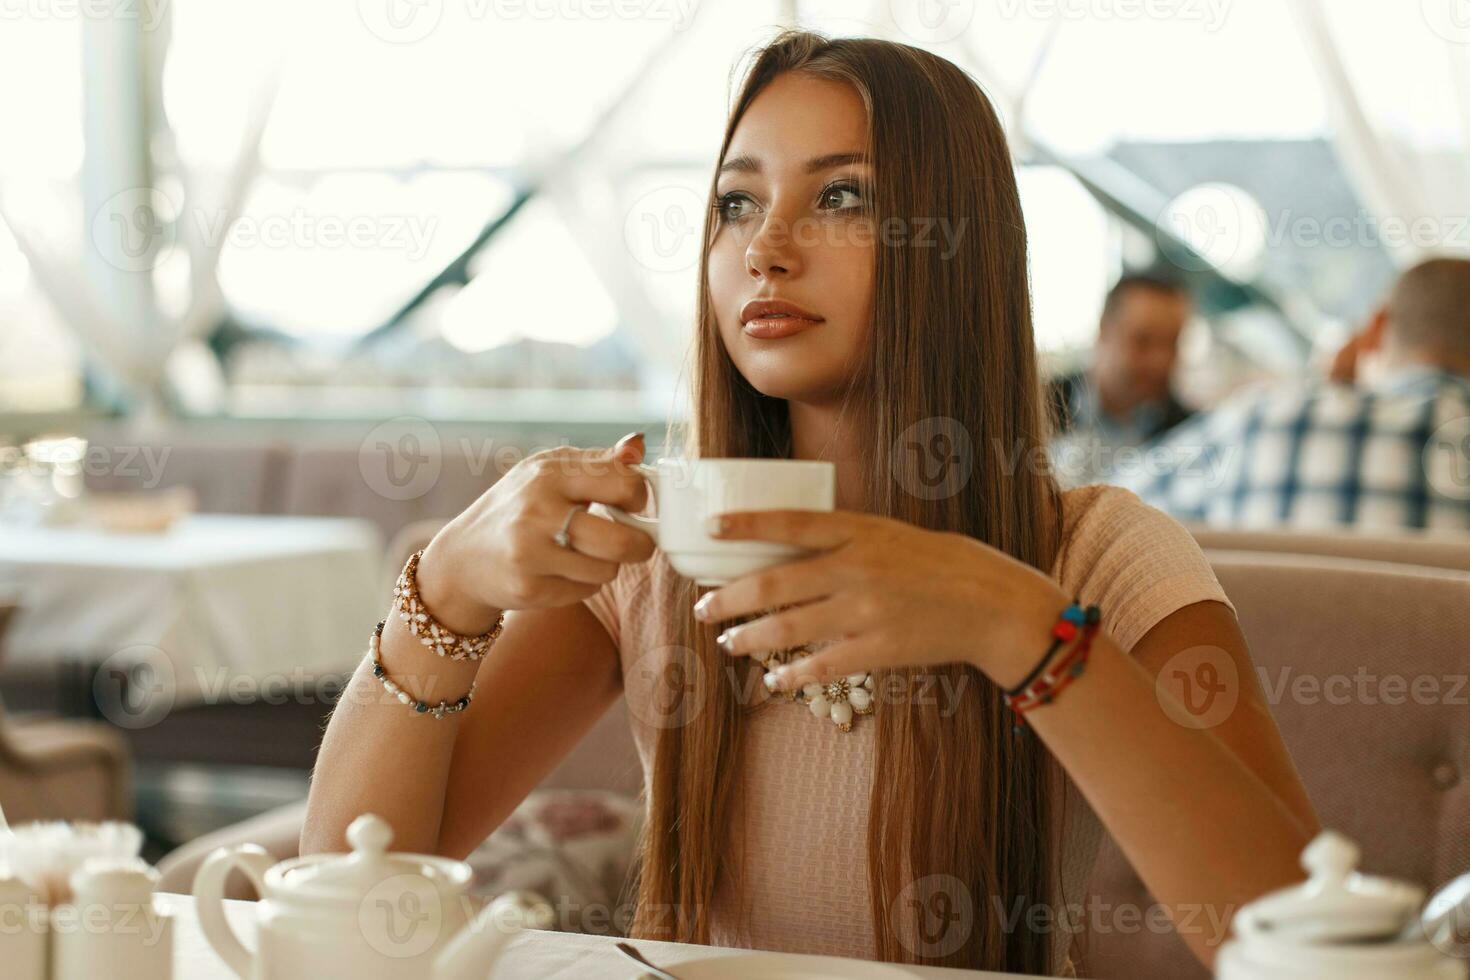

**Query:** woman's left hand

left=692, top=509, right=1071, bottom=690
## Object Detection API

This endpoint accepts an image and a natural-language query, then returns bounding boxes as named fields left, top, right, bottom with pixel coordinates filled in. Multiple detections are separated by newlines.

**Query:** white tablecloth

left=0, top=515, right=384, bottom=714
left=156, top=893, right=1034, bottom=979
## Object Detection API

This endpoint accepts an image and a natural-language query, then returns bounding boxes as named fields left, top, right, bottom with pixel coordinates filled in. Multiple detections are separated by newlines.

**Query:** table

left=156, top=893, right=1035, bottom=979
left=0, top=515, right=384, bottom=715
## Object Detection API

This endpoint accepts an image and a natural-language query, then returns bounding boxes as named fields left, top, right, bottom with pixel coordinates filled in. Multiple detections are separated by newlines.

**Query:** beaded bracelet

left=1004, top=602, right=1101, bottom=732
left=394, top=549, right=505, bottom=661
left=369, top=620, right=475, bottom=719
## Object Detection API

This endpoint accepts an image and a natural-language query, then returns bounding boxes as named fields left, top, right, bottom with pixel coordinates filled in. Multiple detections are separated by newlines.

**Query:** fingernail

left=694, top=592, right=715, bottom=620
left=716, top=629, right=733, bottom=651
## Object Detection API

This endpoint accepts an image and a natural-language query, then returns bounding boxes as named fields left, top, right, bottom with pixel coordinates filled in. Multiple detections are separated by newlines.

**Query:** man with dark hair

left=1128, top=256, right=1470, bottom=530
left=1048, top=273, right=1195, bottom=484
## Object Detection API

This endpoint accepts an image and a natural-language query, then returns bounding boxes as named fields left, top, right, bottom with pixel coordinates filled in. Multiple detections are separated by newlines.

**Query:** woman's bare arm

left=302, top=434, right=652, bottom=857
left=301, top=597, right=621, bottom=857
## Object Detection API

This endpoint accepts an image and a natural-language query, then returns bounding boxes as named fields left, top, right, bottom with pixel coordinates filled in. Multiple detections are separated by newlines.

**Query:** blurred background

left=0, top=3, right=1467, bottom=971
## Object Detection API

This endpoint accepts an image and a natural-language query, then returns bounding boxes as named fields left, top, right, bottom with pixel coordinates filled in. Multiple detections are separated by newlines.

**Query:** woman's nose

left=746, top=214, right=802, bottom=279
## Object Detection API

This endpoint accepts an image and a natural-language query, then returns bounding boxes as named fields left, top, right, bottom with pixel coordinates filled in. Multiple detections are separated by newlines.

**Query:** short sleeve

left=1054, top=485, right=1235, bottom=653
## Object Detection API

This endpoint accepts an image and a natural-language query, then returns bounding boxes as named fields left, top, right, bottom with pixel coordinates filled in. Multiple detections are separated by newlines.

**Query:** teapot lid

left=1236, top=830, right=1424, bottom=944
left=275, top=814, right=469, bottom=907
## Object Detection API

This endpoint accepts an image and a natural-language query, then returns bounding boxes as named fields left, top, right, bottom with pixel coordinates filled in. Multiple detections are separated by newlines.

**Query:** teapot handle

left=192, top=844, right=273, bottom=979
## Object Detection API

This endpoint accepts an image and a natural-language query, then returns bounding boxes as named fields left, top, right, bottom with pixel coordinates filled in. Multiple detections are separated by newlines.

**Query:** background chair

left=1185, top=524, right=1470, bottom=574
left=1080, top=551, right=1470, bottom=978
left=0, top=597, right=132, bottom=823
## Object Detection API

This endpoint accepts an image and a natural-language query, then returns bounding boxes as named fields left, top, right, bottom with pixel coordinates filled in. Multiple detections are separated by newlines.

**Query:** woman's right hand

left=413, top=432, right=657, bottom=633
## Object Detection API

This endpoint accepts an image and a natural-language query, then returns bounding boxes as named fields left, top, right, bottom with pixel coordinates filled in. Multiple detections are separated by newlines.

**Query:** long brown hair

left=627, top=29, right=1066, bottom=974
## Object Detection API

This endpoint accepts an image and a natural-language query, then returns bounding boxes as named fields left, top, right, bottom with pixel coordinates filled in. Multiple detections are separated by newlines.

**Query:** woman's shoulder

left=1054, top=483, right=1234, bottom=653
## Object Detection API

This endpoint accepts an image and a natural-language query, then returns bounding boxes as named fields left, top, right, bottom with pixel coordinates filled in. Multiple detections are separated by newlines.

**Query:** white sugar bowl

left=1217, top=830, right=1469, bottom=980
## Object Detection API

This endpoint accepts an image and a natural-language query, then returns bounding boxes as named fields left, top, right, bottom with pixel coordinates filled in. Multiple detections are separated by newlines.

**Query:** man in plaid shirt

left=1124, top=257, right=1470, bottom=531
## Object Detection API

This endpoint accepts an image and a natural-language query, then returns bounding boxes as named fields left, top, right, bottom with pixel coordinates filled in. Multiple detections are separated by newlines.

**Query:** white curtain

left=1289, top=0, right=1470, bottom=266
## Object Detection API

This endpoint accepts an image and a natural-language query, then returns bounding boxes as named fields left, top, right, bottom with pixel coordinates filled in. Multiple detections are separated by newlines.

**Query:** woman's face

left=707, top=71, right=875, bottom=405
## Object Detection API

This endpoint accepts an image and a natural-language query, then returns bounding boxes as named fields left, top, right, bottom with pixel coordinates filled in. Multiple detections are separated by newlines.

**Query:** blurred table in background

left=0, top=514, right=383, bottom=710
left=0, top=514, right=384, bottom=851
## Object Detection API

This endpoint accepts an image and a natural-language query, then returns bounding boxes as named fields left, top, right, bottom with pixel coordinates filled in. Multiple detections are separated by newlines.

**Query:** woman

left=304, top=30, right=1318, bottom=975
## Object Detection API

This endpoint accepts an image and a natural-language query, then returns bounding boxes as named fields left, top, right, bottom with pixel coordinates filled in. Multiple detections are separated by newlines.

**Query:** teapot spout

left=434, top=892, right=554, bottom=980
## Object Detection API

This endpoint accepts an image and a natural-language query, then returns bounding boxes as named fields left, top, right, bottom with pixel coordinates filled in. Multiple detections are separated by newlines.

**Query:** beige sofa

left=1079, top=552, right=1470, bottom=978
left=0, top=599, right=132, bottom=823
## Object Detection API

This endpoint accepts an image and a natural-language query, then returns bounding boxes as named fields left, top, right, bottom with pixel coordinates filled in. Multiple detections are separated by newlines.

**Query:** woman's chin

left=737, top=368, right=850, bottom=405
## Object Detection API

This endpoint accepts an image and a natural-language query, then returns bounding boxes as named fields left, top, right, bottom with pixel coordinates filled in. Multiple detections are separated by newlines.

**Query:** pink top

left=583, top=484, right=1235, bottom=971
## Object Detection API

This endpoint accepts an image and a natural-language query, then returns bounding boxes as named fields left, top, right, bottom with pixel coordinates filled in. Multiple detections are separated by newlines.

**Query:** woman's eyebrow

left=718, top=151, right=869, bottom=176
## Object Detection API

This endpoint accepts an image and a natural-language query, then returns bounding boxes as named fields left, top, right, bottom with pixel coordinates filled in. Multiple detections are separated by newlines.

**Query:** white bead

left=849, top=688, right=871, bottom=710
left=864, top=675, right=875, bottom=690
left=415, top=613, right=427, bottom=622
left=802, top=683, right=824, bottom=699
left=846, top=672, right=866, bottom=685
left=762, top=672, right=780, bottom=692
left=808, top=695, right=829, bottom=718
left=397, top=691, right=411, bottom=704
left=830, top=701, right=853, bottom=727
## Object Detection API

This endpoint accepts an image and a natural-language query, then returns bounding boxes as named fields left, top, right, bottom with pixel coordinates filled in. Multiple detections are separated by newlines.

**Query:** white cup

left=601, top=457, right=835, bottom=585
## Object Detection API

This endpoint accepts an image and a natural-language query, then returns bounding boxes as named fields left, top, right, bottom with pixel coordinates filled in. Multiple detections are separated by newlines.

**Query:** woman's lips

left=742, top=315, right=822, bottom=339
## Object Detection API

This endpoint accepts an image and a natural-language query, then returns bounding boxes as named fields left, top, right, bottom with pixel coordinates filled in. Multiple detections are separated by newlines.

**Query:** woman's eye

left=819, top=181, right=865, bottom=212
left=713, top=192, right=755, bottom=223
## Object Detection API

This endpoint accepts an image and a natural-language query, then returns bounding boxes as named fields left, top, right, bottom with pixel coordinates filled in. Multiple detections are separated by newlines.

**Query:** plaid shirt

left=1121, top=366, right=1470, bottom=530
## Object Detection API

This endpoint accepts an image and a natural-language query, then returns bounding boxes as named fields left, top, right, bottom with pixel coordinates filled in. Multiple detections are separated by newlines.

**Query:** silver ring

left=553, top=504, right=586, bottom=550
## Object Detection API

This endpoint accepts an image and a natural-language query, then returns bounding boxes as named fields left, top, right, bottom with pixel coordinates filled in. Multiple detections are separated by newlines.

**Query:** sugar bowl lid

left=273, top=814, right=470, bottom=907
left=1234, top=830, right=1425, bottom=944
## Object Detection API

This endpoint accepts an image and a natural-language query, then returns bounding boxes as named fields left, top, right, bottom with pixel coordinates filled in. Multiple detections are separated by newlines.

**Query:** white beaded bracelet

left=369, top=620, right=475, bottom=719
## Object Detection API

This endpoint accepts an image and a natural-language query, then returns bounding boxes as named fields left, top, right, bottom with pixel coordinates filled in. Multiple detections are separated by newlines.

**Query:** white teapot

left=1217, top=830, right=1470, bottom=980
left=193, top=813, right=552, bottom=980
